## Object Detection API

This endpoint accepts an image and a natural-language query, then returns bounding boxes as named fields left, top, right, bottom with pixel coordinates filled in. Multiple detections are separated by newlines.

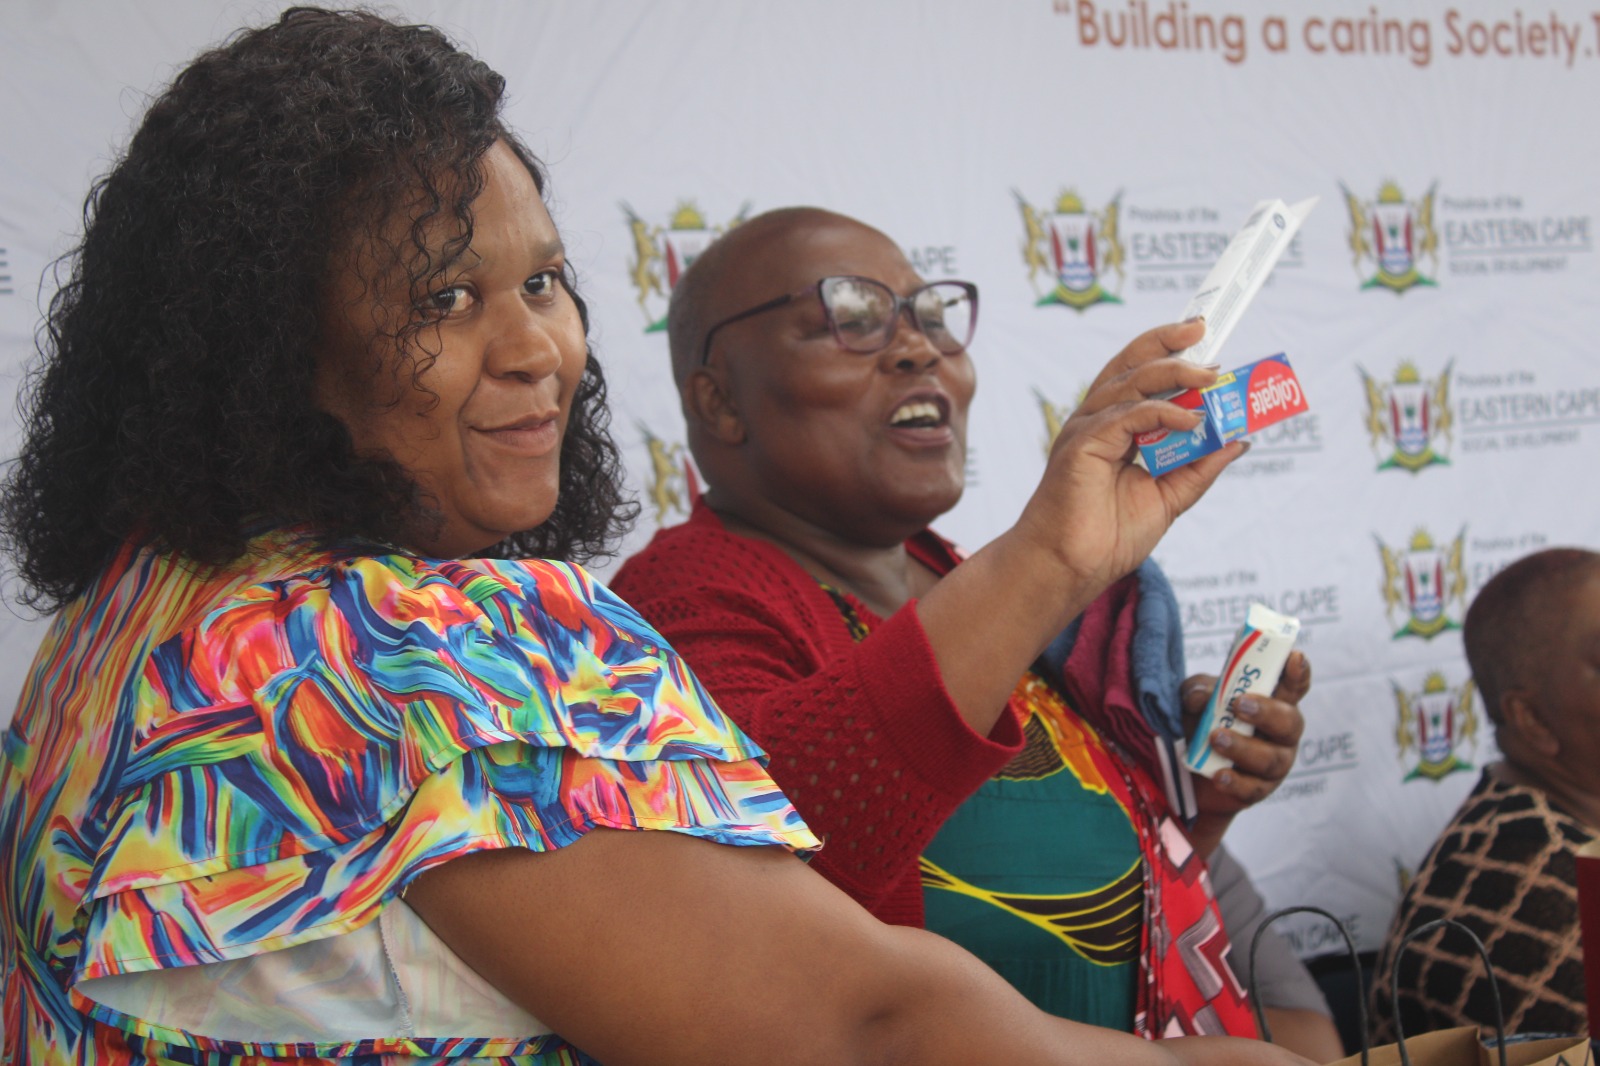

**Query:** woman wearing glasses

left=613, top=206, right=1337, bottom=1057
left=0, top=9, right=1323, bottom=1065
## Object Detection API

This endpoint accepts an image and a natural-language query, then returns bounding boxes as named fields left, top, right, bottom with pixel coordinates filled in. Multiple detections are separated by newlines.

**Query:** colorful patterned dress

left=0, top=527, right=819, bottom=1064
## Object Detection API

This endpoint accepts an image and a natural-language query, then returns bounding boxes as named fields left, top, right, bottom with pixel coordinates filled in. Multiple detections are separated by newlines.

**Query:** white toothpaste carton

left=1174, top=197, right=1318, bottom=370
left=1184, top=602, right=1301, bottom=779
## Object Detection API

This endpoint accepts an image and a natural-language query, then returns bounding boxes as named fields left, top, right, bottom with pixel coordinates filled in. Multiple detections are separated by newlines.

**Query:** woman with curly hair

left=0, top=8, right=1314, bottom=1066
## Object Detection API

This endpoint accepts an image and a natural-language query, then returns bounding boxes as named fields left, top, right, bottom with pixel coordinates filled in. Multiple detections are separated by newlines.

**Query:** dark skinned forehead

left=668, top=207, right=914, bottom=383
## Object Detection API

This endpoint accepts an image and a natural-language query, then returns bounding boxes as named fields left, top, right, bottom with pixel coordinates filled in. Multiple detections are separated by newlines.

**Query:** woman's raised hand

left=916, top=319, right=1246, bottom=730
left=1013, top=319, right=1245, bottom=597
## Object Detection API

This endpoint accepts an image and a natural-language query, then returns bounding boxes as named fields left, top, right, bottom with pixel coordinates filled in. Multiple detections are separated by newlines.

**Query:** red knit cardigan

left=612, top=499, right=1027, bottom=927
left=614, top=512, right=1269, bottom=1040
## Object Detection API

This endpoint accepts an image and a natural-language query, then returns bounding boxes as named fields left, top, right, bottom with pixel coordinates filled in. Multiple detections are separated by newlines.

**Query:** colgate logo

left=1249, top=377, right=1302, bottom=418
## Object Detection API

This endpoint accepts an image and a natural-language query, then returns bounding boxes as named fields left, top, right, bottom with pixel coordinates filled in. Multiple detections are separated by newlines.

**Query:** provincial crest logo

left=1393, top=671, right=1478, bottom=782
left=622, top=200, right=750, bottom=332
left=1031, top=385, right=1087, bottom=458
left=1341, top=180, right=1439, bottom=293
left=1377, top=527, right=1468, bottom=640
left=1016, top=189, right=1125, bottom=311
left=638, top=423, right=700, bottom=525
left=1358, top=360, right=1454, bottom=472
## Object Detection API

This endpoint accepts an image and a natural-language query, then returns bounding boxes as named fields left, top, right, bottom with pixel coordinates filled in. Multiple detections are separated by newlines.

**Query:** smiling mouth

left=482, top=408, right=562, bottom=432
left=889, top=398, right=949, bottom=429
left=477, top=414, right=561, bottom=454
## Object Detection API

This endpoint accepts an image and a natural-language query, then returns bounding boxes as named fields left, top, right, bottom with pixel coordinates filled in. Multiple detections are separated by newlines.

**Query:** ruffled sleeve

left=74, top=550, right=819, bottom=986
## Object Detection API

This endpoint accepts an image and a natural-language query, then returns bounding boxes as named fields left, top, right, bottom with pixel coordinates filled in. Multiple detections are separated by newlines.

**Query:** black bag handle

left=1389, top=917, right=1508, bottom=1066
left=1249, top=904, right=1369, bottom=1066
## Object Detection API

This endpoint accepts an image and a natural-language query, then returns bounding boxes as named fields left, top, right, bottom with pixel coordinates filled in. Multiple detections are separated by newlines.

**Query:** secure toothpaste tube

left=1185, top=602, right=1301, bottom=779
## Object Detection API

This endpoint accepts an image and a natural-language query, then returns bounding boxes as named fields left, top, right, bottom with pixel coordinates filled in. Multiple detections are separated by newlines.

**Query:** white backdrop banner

left=4, top=0, right=1598, bottom=957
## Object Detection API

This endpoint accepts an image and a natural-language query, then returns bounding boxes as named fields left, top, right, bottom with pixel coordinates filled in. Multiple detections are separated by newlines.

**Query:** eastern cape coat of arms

left=1016, top=189, right=1125, bottom=311
left=1377, top=527, right=1468, bottom=640
left=1394, top=671, right=1479, bottom=782
left=1359, top=361, right=1453, bottom=472
left=622, top=200, right=750, bottom=332
left=1342, top=180, right=1439, bottom=293
left=637, top=423, right=700, bottom=525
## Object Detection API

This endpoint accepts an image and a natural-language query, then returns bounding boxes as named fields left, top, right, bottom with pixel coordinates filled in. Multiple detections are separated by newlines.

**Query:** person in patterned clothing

left=611, top=206, right=1342, bottom=1061
left=0, top=8, right=1319, bottom=1066
left=1370, top=548, right=1599, bottom=1041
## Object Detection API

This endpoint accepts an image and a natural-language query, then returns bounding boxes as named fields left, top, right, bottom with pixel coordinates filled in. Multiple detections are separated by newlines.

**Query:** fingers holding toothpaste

left=1028, top=397, right=1246, bottom=593
left=1185, top=651, right=1312, bottom=810
left=1077, top=318, right=1214, bottom=414
left=1092, top=318, right=1207, bottom=384
left=1207, top=691, right=1303, bottom=800
left=1270, top=648, right=1311, bottom=706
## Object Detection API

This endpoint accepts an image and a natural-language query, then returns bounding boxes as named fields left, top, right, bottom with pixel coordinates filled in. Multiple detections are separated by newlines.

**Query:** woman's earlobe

left=686, top=369, right=746, bottom=445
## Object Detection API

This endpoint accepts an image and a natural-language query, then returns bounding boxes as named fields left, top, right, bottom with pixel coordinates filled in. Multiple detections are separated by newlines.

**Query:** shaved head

left=662, top=205, right=975, bottom=545
left=666, top=206, right=884, bottom=388
left=1465, top=547, right=1600, bottom=720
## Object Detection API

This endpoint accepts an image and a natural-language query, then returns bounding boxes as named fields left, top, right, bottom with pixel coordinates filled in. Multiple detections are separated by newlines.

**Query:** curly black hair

left=1, top=6, right=635, bottom=611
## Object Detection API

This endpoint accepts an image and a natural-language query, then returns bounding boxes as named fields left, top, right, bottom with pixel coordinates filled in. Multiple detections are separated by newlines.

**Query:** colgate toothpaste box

left=1135, top=353, right=1308, bottom=476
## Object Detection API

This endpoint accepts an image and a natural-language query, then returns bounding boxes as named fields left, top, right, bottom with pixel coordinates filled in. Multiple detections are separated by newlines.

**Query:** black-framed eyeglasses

left=699, top=275, right=979, bottom=365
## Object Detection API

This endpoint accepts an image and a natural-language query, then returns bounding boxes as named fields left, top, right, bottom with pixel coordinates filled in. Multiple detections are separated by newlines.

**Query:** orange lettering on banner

left=1075, top=0, right=1247, bottom=64
left=1261, top=16, right=1287, bottom=52
left=1066, top=4, right=1597, bottom=68
left=1444, top=8, right=1586, bottom=69
left=1302, top=10, right=1431, bottom=67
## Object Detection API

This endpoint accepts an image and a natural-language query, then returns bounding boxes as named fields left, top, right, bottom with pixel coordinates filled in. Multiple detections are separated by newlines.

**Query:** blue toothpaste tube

left=1185, top=602, right=1301, bottom=778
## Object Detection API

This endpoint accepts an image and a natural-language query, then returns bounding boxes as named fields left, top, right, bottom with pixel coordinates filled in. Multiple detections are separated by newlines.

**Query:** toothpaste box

left=1134, top=353, right=1308, bottom=476
left=1173, top=198, right=1317, bottom=370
